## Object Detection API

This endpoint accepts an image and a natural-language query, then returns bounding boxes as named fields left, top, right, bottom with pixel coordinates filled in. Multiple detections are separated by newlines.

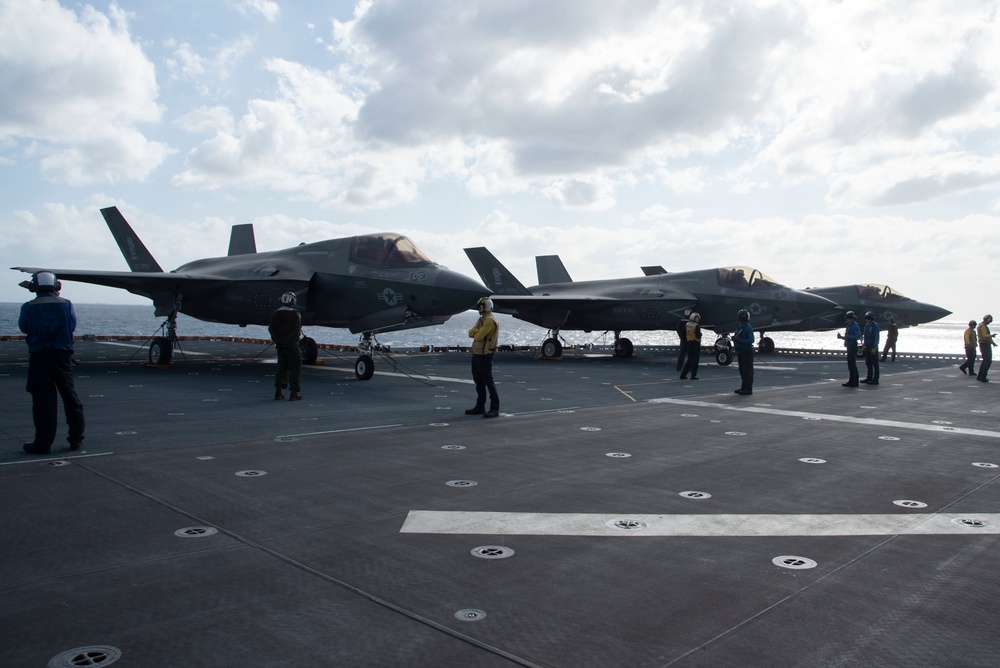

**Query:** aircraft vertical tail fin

left=464, top=247, right=532, bottom=295
left=100, top=206, right=164, bottom=273
left=536, top=255, right=573, bottom=284
left=228, top=223, right=257, bottom=256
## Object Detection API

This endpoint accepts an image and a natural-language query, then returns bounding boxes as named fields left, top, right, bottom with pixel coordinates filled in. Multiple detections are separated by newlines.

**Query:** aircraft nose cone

left=791, top=291, right=842, bottom=325
left=926, top=304, right=952, bottom=323
left=432, top=270, right=490, bottom=314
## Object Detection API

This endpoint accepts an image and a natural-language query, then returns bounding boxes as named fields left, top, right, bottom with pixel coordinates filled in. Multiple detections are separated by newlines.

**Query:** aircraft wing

left=11, top=266, right=307, bottom=318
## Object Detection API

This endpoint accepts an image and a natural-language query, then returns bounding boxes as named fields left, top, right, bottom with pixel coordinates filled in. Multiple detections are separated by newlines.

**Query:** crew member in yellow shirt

left=466, top=297, right=500, bottom=417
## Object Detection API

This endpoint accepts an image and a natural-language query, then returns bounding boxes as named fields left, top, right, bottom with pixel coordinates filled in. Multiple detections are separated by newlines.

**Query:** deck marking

left=278, top=424, right=403, bottom=438
left=277, top=361, right=475, bottom=384
left=95, top=341, right=210, bottom=355
left=647, top=397, right=1000, bottom=438
left=400, top=511, right=1000, bottom=536
left=0, top=452, right=114, bottom=466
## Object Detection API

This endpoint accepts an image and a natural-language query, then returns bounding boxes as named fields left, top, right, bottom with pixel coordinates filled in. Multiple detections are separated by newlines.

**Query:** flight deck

left=1, top=339, right=997, bottom=667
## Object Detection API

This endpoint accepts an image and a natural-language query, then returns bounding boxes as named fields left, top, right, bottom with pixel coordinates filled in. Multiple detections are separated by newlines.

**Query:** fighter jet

left=14, top=207, right=487, bottom=379
left=642, top=267, right=950, bottom=352
left=760, top=283, right=952, bottom=342
left=465, top=248, right=839, bottom=362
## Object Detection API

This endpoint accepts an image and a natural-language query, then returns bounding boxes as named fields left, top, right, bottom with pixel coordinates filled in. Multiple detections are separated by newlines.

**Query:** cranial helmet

left=970, top=320, right=978, bottom=328
left=690, top=312, right=701, bottom=322
left=845, top=310, right=856, bottom=320
left=477, top=297, right=493, bottom=312
left=737, top=309, right=749, bottom=322
left=985, top=314, right=994, bottom=324
left=683, top=308, right=692, bottom=317
left=280, top=291, right=297, bottom=305
left=865, top=311, right=875, bottom=319
left=32, top=272, right=59, bottom=292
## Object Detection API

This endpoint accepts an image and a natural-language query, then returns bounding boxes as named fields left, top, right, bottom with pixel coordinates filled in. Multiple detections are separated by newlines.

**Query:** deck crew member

left=733, top=309, right=754, bottom=395
left=269, top=291, right=303, bottom=400
left=675, top=309, right=691, bottom=371
left=18, top=272, right=85, bottom=454
left=466, top=297, right=500, bottom=418
left=837, top=311, right=861, bottom=387
left=976, top=314, right=996, bottom=382
left=881, top=317, right=898, bottom=362
left=861, top=311, right=880, bottom=385
left=959, top=320, right=977, bottom=376
left=680, top=312, right=702, bottom=380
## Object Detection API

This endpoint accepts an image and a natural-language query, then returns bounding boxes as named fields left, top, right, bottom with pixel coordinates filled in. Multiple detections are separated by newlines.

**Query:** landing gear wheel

left=614, top=337, right=634, bottom=358
left=355, top=354, right=375, bottom=380
left=149, top=337, right=173, bottom=365
left=716, top=350, right=733, bottom=366
left=759, top=337, right=775, bottom=354
left=541, top=338, right=562, bottom=358
left=299, top=337, right=318, bottom=365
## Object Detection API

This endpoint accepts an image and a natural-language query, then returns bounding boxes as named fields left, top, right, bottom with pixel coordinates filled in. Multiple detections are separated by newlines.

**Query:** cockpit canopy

left=858, top=283, right=909, bottom=301
left=350, top=234, right=434, bottom=266
left=717, top=266, right=781, bottom=289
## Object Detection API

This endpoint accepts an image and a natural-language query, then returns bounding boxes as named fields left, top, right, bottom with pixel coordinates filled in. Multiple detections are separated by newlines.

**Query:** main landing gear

left=537, top=330, right=634, bottom=359
left=713, top=335, right=733, bottom=366
left=612, top=332, right=634, bottom=358
left=148, top=310, right=179, bottom=365
left=758, top=331, right=775, bottom=354
left=354, top=331, right=376, bottom=380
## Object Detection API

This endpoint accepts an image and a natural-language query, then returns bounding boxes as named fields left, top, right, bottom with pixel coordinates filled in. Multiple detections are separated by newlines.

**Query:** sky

left=2, top=0, right=999, bottom=324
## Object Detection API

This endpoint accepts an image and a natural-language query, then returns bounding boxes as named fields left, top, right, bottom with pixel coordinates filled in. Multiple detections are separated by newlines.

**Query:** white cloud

left=0, top=0, right=170, bottom=183
left=228, top=0, right=280, bottom=23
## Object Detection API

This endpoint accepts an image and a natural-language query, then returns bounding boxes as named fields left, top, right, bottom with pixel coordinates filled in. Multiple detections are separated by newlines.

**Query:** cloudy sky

left=3, top=0, right=999, bottom=324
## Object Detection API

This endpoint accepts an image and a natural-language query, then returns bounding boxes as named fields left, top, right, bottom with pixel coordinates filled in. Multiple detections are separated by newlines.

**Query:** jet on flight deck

left=785, top=284, right=951, bottom=333
left=641, top=267, right=951, bottom=352
left=14, top=207, right=487, bottom=379
left=465, top=248, right=839, bottom=363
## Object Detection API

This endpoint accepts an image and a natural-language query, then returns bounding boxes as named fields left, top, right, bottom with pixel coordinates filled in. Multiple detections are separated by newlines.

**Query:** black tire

left=614, top=337, right=634, bottom=358
left=149, top=337, right=173, bottom=365
left=716, top=350, right=733, bottom=366
left=299, top=337, right=318, bottom=365
left=541, top=338, right=562, bottom=358
left=759, top=337, right=775, bottom=354
left=355, top=354, right=375, bottom=380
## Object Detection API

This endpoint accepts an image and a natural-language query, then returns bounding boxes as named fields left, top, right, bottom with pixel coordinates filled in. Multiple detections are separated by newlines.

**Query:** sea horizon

left=1, top=302, right=971, bottom=355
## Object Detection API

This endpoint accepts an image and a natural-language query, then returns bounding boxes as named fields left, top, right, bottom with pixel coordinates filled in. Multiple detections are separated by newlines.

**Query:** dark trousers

left=26, top=349, right=85, bottom=448
left=881, top=339, right=896, bottom=361
left=680, top=341, right=701, bottom=378
left=471, top=354, right=499, bottom=411
left=675, top=333, right=687, bottom=371
left=960, top=345, right=976, bottom=375
left=978, top=343, right=993, bottom=381
left=846, top=343, right=859, bottom=385
left=737, top=349, right=754, bottom=391
left=864, top=346, right=880, bottom=382
left=275, top=343, right=302, bottom=392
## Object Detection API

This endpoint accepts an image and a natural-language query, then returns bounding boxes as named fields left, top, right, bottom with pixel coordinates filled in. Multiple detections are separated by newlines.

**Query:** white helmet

left=280, top=291, right=297, bottom=305
left=477, top=297, right=493, bottom=312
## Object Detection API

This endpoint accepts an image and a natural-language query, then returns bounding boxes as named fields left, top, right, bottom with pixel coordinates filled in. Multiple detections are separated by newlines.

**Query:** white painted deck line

left=400, top=511, right=1000, bottom=536
left=647, top=397, right=1000, bottom=439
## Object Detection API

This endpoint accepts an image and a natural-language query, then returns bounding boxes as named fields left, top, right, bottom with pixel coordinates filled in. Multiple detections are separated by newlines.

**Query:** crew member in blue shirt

left=861, top=311, right=880, bottom=385
left=837, top=311, right=862, bottom=387
left=18, top=272, right=85, bottom=454
left=733, top=308, right=754, bottom=395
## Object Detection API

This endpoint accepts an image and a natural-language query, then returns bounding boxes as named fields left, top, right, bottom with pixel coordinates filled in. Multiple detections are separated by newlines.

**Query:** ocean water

left=1, top=302, right=968, bottom=355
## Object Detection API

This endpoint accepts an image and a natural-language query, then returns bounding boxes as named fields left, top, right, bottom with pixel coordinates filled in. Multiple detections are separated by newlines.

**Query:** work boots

left=275, top=390, right=285, bottom=400
left=289, top=392, right=303, bottom=401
